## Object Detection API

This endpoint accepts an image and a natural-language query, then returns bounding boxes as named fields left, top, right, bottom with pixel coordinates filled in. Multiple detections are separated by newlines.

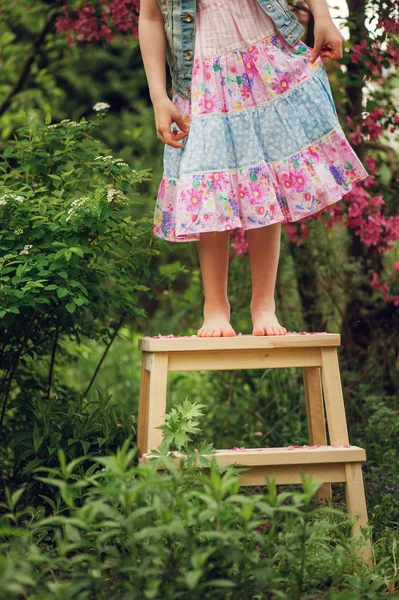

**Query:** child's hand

left=153, top=97, right=189, bottom=149
left=309, top=18, right=345, bottom=64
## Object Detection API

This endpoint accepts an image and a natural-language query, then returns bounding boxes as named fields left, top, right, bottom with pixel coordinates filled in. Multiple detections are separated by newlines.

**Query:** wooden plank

left=303, top=367, right=332, bottom=501
left=345, top=463, right=374, bottom=567
left=168, top=347, right=322, bottom=372
left=145, top=352, right=169, bottom=453
left=142, top=445, right=366, bottom=467
left=304, top=367, right=327, bottom=446
left=321, top=348, right=349, bottom=446
left=234, top=463, right=346, bottom=486
left=138, top=333, right=341, bottom=353
left=137, top=357, right=151, bottom=457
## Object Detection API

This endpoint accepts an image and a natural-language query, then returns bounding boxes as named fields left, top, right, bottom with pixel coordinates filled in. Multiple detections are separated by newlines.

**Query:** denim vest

left=157, top=0, right=305, bottom=100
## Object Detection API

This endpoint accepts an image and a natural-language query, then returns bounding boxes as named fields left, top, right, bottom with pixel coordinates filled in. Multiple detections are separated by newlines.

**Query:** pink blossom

left=351, top=39, right=367, bottom=64
left=271, top=72, right=290, bottom=94
left=201, top=94, right=217, bottom=113
left=230, top=229, right=249, bottom=258
left=210, top=171, right=229, bottom=190
left=291, top=170, right=307, bottom=192
left=183, top=188, right=203, bottom=212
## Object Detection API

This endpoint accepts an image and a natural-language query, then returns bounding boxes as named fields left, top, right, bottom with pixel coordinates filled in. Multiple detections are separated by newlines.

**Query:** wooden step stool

left=137, top=333, right=372, bottom=563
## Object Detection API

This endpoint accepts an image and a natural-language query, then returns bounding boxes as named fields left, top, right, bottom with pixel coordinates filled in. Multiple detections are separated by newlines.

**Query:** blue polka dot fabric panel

left=163, top=66, right=339, bottom=179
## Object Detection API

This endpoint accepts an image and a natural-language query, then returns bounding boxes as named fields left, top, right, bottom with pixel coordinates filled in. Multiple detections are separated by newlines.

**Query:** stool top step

left=138, top=332, right=340, bottom=352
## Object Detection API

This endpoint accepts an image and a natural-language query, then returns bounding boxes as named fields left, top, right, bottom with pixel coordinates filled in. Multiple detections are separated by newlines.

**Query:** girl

left=138, top=0, right=368, bottom=338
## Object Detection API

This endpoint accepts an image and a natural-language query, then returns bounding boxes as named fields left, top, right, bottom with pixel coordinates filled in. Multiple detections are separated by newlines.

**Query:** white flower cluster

left=93, top=102, right=111, bottom=112
left=94, top=155, right=129, bottom=168
left=48, top=119, right=82, bottom=129
left=0, top=194, right=24, bottom=206
left=66, top=196, right=90, bottom=222
left=19, top=244, right=32, bottom=256
left=107, top=188, right=128, bottom=206
left=14, top=229, right=24, bottom=236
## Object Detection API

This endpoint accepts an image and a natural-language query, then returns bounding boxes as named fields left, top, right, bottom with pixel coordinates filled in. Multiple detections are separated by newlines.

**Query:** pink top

left=195, top=0, right=276, bottom=59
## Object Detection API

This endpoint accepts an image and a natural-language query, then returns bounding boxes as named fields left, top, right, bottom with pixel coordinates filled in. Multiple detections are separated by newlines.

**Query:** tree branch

left=0, top=11, right=59, bottom=117
left=47, top=318, right=61, bottom=401
left=82, top=312, right=127, bottom=401
left=0, top=312, right=37, bottom=427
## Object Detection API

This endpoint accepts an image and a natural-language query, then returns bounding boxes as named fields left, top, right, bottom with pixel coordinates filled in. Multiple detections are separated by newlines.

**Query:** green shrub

left=0, top=107, right=161, bottom=484
left=0, top=442, right=385, bottom=600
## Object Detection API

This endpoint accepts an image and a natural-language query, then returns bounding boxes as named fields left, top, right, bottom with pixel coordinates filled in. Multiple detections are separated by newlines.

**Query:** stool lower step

left=141, top=446, right=366, bottom=488
left=142, top=445, right=366, bottom=467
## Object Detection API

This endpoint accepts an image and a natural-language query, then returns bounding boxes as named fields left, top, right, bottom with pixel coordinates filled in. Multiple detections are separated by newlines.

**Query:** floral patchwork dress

left=153, top=0, right=368, bottom=242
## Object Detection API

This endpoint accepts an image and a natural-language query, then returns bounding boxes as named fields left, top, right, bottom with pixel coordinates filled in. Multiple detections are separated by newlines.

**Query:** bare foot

left=197, top=301, right=236, bottom=338
left=251, top=303, right=287, bottom=336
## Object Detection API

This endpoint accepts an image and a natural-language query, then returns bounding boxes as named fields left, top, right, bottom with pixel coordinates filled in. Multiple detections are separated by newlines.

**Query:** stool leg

left=137, top=354, right=151, bottom=457
left=303, top=366, right=332, bottom=501
left=345, top=463, right=374, bottom=567
left=146, top=352, right=169, bottom=453
left=320, top=348, right=350, bottom=446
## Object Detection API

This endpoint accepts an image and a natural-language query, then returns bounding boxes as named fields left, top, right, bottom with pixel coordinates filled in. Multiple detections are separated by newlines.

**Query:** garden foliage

left=0, top=0, right=398, bottom=597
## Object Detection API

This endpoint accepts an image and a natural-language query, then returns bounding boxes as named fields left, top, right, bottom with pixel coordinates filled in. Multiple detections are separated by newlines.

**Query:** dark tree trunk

left=288, top=12, right=325, bottom=333
left=290, top=243, right=327, bottom=333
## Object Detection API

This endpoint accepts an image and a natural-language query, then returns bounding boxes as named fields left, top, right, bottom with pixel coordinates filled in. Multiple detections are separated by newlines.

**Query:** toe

left=224, top=327, right=236, bottom=337
left=253, top=325, right=265, bottom=336
left=205, top=329, right=214, bottom=337
left=213, top=329, right=221, bottom=337
left=265, top=326, right=274, bottom=336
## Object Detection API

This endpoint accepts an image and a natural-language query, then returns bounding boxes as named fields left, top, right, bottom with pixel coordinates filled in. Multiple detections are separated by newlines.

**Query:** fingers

left=157, top=127, right=188, bottom=148
left=309, top=41, right=323, bottom=64
left=157, top=112, right=189, bottom=148
left=310, top=38, right=345, bottom=64
left=174, top=112, right=189, bottom=135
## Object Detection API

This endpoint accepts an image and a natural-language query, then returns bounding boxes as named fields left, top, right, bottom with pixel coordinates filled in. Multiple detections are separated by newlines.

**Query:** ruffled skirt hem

left=153, top=125, right=369, bottom=242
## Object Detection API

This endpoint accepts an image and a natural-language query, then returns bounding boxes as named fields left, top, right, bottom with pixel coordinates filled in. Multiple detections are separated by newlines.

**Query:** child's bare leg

left=246, top=223, right=287, bottom=336
left=197, top=231, right=236, bottom=338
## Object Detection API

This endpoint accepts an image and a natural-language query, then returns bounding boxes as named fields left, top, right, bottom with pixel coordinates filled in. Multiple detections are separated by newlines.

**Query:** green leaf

left=81, top=441, right=91, bottom=454
left=65, top=302, right=76, bottom=313
left=70, top=247, right=84, bottom=258
left=185, top=570, right=203, bottom=589
left=205, top=579, right=236, bottom=589
left=33, top=436, right=45, bottom=452
left=74, top=296, right=86, bottom=306
left=16, top=264, right=25, bottom=277
left=57, top=287, right=69, bottom=299
left=38, top=495, right=56, bottom=511
left=65, top=523, right=82, bottom=543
